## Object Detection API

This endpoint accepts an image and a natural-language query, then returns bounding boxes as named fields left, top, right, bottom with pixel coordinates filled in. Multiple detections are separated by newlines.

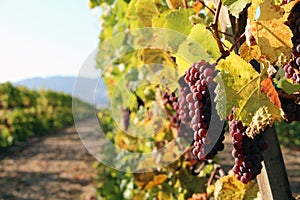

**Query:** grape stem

left=183, top=0, right=188, bottom=8
left=229, top=32, right=245, bottom=52
left=218, top=30, right=234, bottom=38
left=212, top=0, right=230, bottom=62
left=199, top=0, right=215, bottom=15
left=207, top=163, right=219, bottom=186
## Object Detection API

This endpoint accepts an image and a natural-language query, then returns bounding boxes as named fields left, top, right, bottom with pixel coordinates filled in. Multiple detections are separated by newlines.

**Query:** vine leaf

left=214, top=174, right=259, bottom=200
left=166, top=0, right=185, bottom=9
left=152, top=8, right=194, bottom=35
left=222, top=0, right=251, bottom=18
left=215, top=54, right=282, bottom=128
left=134, top=172, right=168, bottom=190
left=238, top=42, right=261, bottom=62
left=193, top=1, right=203, bottom=14
left=248, top=0, right=292, bottom=63
left=136, top=0, right=159, bottom=27
left=261, top=78, right=281, bottom=109
left=176, top=24, right=220, bottom=76
left=276, top=77, right=300, bottom=95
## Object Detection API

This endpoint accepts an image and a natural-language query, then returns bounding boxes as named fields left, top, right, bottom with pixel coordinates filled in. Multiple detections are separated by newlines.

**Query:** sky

left=0, top=0, right=102, bottom=83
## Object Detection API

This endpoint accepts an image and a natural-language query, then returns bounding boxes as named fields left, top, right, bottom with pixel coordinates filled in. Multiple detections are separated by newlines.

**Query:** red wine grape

left=229, top=113, right=268, bottom=184
left=184, top=60, right=225, bottom=160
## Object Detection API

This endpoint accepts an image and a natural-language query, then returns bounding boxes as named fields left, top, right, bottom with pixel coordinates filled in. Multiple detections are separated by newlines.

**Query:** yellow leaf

left=258, top=0, right=284, bottom=21
left=248, top=0, right=293, bottom=63
left=239, top=43, right=261, bottom=62
left=166, top=0, right=185, bottom=9
left=207, top=185, right=215, bottom=197
left=214, top=175, right=259, bottom=200
left=193, top=1, right=203, bottom=14
left=136, top=0, right=159, bottom=27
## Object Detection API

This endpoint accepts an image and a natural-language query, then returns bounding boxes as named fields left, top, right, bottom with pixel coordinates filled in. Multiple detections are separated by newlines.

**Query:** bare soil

left=0, top=121, right=97, bottom=200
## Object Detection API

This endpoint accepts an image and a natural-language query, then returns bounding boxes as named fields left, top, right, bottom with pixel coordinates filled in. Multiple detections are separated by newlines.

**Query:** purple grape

left=229, top=113, right=268, bottom=184
left=184, top=60, right=225, bottom=160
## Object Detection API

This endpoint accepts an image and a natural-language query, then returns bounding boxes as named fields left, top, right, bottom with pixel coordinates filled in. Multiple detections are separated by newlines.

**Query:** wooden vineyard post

left=257, top=126, right=293, bottom=200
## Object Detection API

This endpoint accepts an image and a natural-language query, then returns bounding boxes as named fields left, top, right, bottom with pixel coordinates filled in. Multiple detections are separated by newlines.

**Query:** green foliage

left=0, top=82, right=93, bottom=148
left=276, top=121, right=300, bottom=149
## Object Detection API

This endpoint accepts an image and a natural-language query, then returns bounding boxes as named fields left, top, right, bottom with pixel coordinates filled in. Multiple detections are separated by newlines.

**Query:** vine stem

left=229, top=32, right=245, bottom=52
left=207, top=164, right=219, bottom=186
left=183, top=0, right=188, bottom=8
left=212, top=0, right=229, bottom=62
left=206, top=27, right=234, bottom=38
left=199, top=0, right=215, bottom=15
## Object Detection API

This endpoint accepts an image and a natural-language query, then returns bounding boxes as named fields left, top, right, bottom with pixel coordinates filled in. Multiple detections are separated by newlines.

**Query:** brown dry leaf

left=248, top=0, right=293, bottom=63
left=144, top=174, right=168, bottom=190
left=239, top=42, right=261, bottom=62
left=261, top=78, right=281, bottom=109
left=134, top=172, right=168, bottom=190
left=134, top=172, right=156, bottom=189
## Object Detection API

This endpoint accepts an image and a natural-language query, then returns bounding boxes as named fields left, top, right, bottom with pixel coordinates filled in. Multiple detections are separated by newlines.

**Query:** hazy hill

left=16, top=76, right=109, bottom=106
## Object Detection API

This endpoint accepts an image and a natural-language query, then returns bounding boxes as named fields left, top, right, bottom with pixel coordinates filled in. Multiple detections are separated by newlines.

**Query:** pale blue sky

left=0, top=0, right=102, bottom=82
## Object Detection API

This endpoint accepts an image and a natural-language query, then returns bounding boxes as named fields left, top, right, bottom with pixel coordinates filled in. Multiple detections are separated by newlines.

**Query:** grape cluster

left=161, top=90, right=180, bottom=127
left=229, top=114, right=268, bottom=184
left=184, top=60, right=225, bottom=160
left=281, top=97, right=300, bottom=123
left=284, top=2, right=300, bottom=83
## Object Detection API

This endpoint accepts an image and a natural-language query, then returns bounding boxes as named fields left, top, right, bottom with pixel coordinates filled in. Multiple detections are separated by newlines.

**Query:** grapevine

left=91, top=0, right=300, bottom=198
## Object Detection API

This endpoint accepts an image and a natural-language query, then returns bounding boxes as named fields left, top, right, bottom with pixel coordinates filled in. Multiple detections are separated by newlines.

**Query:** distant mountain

left=16, top=76, right=109, bottom=106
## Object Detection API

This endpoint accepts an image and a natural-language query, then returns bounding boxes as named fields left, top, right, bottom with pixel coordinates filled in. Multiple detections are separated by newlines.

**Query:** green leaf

left=277, top=78, right=300, bottom=95
left=215, top=54, right=282, bottom=128
left=222, top=0, right=251, bottom=18
left=176, top=24, right=220, bottom=76
left=152, top=9, right=194, bottom=52
left=136, top=0, right=159, bottom=27
left=152, top=8, right=194, bottom=32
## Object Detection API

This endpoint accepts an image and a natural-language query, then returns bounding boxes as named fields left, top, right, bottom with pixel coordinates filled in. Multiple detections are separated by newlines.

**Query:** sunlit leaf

left=136, top=0, right=159, bottom=27
left=214, top=175, right=259, bottom=200
left=215, top=54, right=282, bottom=128
left=176, top=24, right=220, bottom=76
left=239, top=43, right=261, bottom=62
left=222, top=0, right=251, bottom=18
left=248, top=0, right=293, bottom=63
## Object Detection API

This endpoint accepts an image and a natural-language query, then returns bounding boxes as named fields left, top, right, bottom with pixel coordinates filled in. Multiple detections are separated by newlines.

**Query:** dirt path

left=0, top=120, right=299, bottom=199
left=0, top=119, right=97, bottom=200
left=218, top=133, right=300, bottom=197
